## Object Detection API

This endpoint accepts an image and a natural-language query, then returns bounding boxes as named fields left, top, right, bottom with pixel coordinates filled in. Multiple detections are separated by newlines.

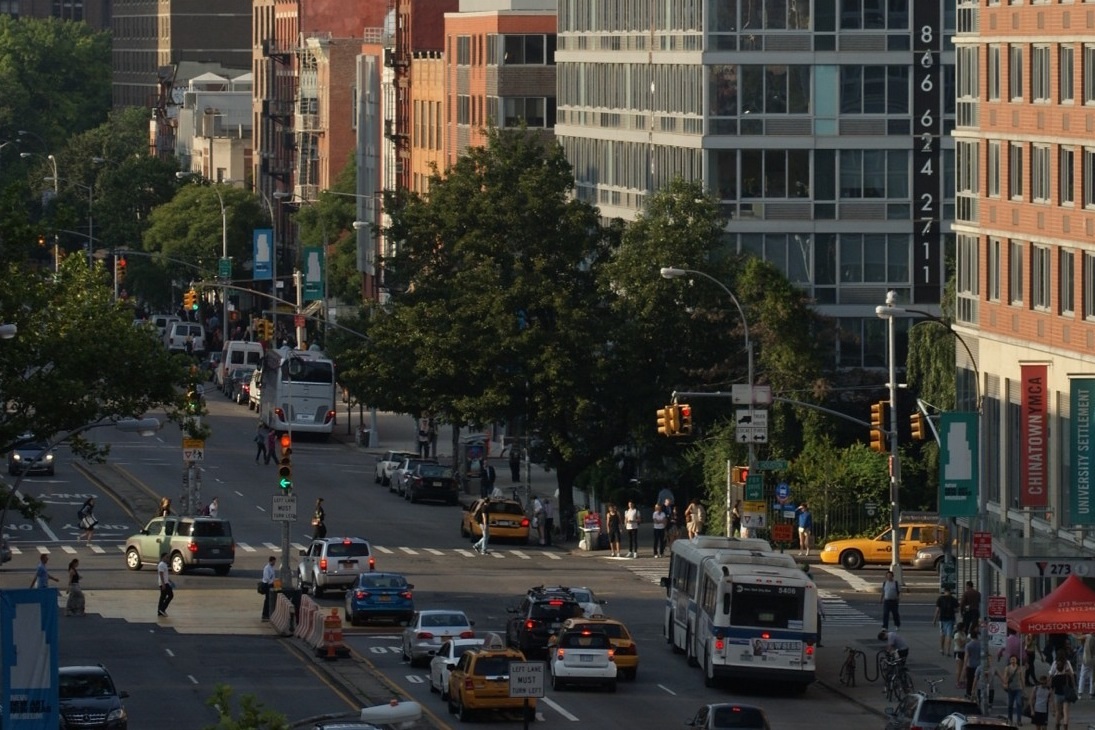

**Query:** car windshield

left=530, top=602, right=583, bottom=621
left=472, top=657, right=513, bottom=676
left=59, top=674, right=116, bottom=699
left=491, top=502, right=525, bottom=516
left=361, top=575, right=406, bottom=589
left=921, top=701, right=982, bottom=723
left=187, top=521, right=230, bottom=537
left=327, top=542, right=370, bottom=558
left=422, top=613, right=469, bottom=628
left=710, top=705, right=768, bottom=728
left=417, top=464, right=452, bottom=478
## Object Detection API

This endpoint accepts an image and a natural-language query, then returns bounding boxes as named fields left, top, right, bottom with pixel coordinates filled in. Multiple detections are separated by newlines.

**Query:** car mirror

left=140, top=529, right=149, bottom=536
left=659, top=577, right=669, bottom=588
left=407, top=584, right=415, bottom=590
left=469, top=620, right=475, bottom=626
left=119, top=690, right=130, bottom=699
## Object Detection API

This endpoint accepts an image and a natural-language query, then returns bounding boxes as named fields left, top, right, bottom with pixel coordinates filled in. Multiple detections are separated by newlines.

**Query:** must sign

left=508, top=661, right=545, bottom=698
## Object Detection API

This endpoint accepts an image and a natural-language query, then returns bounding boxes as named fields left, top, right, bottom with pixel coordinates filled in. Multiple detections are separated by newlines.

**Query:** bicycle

left=840, top=646, right=867, bottom=687
left=925, top=677, right=945, bottom=695
left=881, top=654, right=914, bottom=702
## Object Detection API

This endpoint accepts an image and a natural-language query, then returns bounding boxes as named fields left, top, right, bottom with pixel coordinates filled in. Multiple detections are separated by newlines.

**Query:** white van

left=164, top=322, right=206, bottom=355
left=151, top=314, right=180, bottom=340
left=218, top=341, right=264, bottom=393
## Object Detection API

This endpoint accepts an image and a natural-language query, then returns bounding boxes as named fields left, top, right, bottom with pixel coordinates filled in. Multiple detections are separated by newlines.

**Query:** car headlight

left=43, top=454, right=53, bottom=463
left=823, top=544, right=835, bottom=552
left=10, top=454, right=21, bottom=462
left=106, top=707, right=127, bottom=722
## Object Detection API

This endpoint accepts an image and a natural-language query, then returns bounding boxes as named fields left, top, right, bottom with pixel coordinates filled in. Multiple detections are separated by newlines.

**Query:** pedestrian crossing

left=6, top=542, right=564, bottom=561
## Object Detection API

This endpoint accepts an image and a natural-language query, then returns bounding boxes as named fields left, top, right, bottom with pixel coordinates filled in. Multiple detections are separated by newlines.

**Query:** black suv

left=506, top=586, right=583, bottom=658
left=885, top=693, right=981, bottom=730
left=58, top=664, right=129, bottom=729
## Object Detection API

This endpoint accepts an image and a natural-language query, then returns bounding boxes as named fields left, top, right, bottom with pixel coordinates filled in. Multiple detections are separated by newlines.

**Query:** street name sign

left=757, top=460, right=789, bottom=471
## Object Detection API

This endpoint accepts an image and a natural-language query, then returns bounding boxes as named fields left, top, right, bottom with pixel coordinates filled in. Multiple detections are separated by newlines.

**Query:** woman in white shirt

left=624, top=501, right=641, bottom=558
left=651, top=504, right=668, bottom=557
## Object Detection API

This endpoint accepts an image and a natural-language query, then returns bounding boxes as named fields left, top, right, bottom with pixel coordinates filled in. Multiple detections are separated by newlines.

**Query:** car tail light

left=760, top=632, right=770, bottom=639
left=369, top=556, right=376, bottom=571
left=355, top=590, right=370, bottom=600
left=525, top=620, right=538, bottom=630
left=464, top=678, right=474, bottom=690
left=608, top=648, right=615, bottom=661
left=324, top=410, right=335, bottom=424
left=548, top=600, right=563, bottom=606
left=715, top=638, right=724, bottom=650
left=417, top=631, right=434, bottom=640
left=521, top=518, right=529, bottom=527
left=187, top=542, right=198, bottom=553
left=805, top=644, right=815, bottom=656
left=556, top=648, right=565, bottom=659
left=399, top=591, right=412, bottom=600
left=319, top=558, right=328, bottom=571
left=459, top=631, right=475, bottom=639
left=274, top=407, right=285, bottom=420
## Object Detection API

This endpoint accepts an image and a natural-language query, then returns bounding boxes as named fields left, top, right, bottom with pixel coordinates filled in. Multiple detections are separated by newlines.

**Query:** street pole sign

left=271, top=495, right=297, bottom=521
left=745, top=475, right=763, bottom=501
left=218, top=257, right=231, bottom=279
left=182, top=438, right=205, bottom=462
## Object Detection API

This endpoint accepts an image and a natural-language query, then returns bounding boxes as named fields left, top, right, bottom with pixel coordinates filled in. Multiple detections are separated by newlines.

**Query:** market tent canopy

left=1007, top=575, right=1095, bottom=633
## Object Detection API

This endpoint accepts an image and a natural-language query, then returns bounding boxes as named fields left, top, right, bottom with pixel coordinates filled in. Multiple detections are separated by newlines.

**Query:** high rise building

left=0, top=0, right=110, bottom=30
left=554, top=0, right=955, bottom=368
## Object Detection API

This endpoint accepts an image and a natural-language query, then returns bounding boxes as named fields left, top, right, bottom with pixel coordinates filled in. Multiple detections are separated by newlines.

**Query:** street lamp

left=875, top=291, right=907, bottom=585
left=176, top=171, right=230, bottom=348
left=660, top=266, right=755, bottom=537
left=0, top=324, right=15, bottom=339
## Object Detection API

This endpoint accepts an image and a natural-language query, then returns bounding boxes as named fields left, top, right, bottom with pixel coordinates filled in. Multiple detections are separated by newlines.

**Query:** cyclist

left=879, top=628, right=910, bottom=660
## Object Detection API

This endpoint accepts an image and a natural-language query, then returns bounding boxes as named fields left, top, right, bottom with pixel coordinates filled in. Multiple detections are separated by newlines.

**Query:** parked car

left=299, top=537, right=375, bottom=597
left=884, top=693, right=981, bottom=730
left=401, top=609, right=475, bottom=667
left=429, top=637, right=485, bottom=699
left=311, top=700, right=422, bottom=729
left=446, top=633, right=535, bottom=722
left=124, top=516, right=234, bottom=575
left=549, top=627, right=617, bottom=691
left=227, top=367, right=254, bottom=404
left=375, top=450, right=418, bottom=487
left=460, top=498, right=529, bottom=543
left=404, top=462, right=459, bottom=505
left=58, top=664, right=129, bottom=730
left=687, top=703, right=772, bottom=730
left=7, top=436, right=55, bottom=476
left=820, top=520, right=945, bottom=569
left=343, top=571, right=414, bottom=626
left=247, top=369, right=262, bottom=410
left=937, top=714, right=1018, bottom=730
left=390, top=457, right=437, bottom=497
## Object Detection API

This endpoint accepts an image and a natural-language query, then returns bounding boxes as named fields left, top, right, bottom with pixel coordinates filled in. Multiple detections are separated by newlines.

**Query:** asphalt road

left=0, top=392, right=955, bottom=729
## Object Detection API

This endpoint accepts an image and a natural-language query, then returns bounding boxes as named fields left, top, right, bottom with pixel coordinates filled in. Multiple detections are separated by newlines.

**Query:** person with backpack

left=77, top=497, right=98, bottom=547
left=881, top=569, right=901, bottom=629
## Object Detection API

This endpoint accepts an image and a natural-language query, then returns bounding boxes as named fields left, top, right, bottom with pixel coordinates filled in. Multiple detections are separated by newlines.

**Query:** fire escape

left=260, top=39, right=295, bottom=184
left=294, top=44, right=321, bottom=202
left=391, top=0, right=412, bottom=191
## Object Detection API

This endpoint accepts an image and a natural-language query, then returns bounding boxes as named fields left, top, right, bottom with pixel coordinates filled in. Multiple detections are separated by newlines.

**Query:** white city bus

left=662, top=536, right=817, bottom=690
left=259, top=347, right=337, bottom=436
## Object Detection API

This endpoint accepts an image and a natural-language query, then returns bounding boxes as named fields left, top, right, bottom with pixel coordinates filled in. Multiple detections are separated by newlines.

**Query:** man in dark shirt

left=933, top=586, right=960, bottom=656
left=960, top=580, right=981, bottom=630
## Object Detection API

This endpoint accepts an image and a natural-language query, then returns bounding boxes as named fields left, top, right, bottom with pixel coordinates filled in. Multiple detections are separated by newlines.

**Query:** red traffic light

left=279, top=434, right=291, bottom=450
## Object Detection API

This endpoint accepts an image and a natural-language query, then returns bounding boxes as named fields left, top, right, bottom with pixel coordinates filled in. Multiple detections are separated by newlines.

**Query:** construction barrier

left=320, top=607, right=349, bottom=660
left=270, top=592, right=293, bottom=636
left=295, top=595, right=319, bottom=641
left=303, top=603, right=326, bottom=651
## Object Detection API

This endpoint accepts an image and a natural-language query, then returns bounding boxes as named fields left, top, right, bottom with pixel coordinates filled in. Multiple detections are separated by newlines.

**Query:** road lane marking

left=814, top=564, right=875, bottom=592
left=374, top=546, right=394, bottom=554
left=539, top=695, right=579, bottom=721
left=510, top=551, right=532, bottom=560
left=399, top=547, right=418, bottom=555
left=425, top=548, right=444, bottom=555
left=657, top=683, right=677, bottom=695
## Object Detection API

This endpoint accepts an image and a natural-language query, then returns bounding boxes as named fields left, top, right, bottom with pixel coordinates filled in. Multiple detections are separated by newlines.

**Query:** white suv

left=298, top=537, right=374, bottom=597
left=375, top=450, right=418, bottom=487
left=549, top=628, right=617, bottom=692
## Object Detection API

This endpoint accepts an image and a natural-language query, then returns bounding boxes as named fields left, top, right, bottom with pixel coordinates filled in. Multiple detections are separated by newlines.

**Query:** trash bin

left=579, top=527, right=600, bottom=551
left=356, top=427, right=371, bottom=447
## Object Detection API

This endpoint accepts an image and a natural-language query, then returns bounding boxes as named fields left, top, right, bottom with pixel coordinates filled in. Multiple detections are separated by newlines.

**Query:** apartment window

left=839, top=66, right=909, bottom=114
left=1009, top=45, right=1023, bottom=101
left=1032, top=245, right=1050, bottom=310
left=502, top=97, right=557, bottom=128
left=988, top=238, right=1002, bottom=301
left=1010, top=143, right=1024, bottom=200
left=1061, top=45, right=1075, bottom=103
left=741, top=66, right=812, bottom=114
left=838, top=150, right=909, bottom=198
left=1086, top=46, right=1095, bottom=102
left=456, top=36, right=471, bottom=66
left=987, top=45, right=1001, bottom=101
left=839, top=0, right=910, bottom=29
left=1061, top=148, right=1075, bottom=205
left=1032, top=46, right=1050, bottom=102
left=1031, top=145, right=1050, bottom=202
left=456, top=95, right=470, bottom=124
left=1084, top=252, right=1095, bottom=319
left=741, top=149, right=812, bottom=198
left=1009, top=239, right=1024, bottom=305
left=988, top=141, right=1001, bottom=197
left=1061, top=248, right=1075, bottom=316
left=838, top=233, right=911, bottom=283
left=1085, top=148, right=1095, bottom=207
left=502, top=34, right=557, bottom=66
left=956, top=234, right=980, bottom=323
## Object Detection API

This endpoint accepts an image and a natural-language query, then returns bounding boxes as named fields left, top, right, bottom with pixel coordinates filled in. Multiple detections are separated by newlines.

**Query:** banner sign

left=1021, top=364, right=1048, bottom=507
left=302, top=246, right=324, bottom=302
left=253, top=228, right=274, bottom=281
left=939, top=412, right=979, bottom=517
left=2, top=589, right=59, bottom=729
left=1070, top=377, right=1095, bottom=524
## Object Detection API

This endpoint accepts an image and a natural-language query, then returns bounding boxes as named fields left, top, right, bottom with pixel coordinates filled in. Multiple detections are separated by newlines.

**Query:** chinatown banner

left=1070, top=377, right=1095, bottom=525
left=1021, top=364, right=1048, bottom=508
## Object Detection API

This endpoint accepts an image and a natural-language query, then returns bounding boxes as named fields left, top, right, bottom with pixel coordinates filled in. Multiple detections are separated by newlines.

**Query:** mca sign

left=2, top=589, right=59, bottom=729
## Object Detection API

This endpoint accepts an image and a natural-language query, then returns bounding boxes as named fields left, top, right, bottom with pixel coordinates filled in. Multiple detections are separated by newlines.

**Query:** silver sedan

left=400, top=610, right=475, bottom=667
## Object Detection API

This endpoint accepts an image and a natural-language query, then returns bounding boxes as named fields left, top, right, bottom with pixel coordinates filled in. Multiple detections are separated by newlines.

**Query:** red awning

left=1007, top=575, right=1095, bottom=634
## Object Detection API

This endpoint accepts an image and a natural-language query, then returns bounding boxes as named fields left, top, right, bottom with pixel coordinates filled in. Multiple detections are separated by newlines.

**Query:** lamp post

left=874, top=291, right=906, bottom=585
left=660, top=266, right=755, bottom=537
left=176, top=172, right=231, bottom=348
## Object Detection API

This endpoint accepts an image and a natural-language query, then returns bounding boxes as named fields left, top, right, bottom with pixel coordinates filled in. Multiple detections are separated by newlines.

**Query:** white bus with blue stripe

left=661, top=536, right=817, bottom=690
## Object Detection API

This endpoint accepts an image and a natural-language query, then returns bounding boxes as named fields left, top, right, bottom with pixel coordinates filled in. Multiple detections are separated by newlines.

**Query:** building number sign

left=912, top=0, right=942, bottom=303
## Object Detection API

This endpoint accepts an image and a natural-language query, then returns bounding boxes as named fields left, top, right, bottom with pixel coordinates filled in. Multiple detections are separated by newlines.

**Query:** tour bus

left=259, top=346, right=337, bottom=436
left=661, top=536, right=817, bottom=690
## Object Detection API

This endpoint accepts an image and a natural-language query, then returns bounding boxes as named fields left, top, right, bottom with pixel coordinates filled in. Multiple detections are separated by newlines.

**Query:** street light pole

left=176, top=172, right=231, bottom=346
left=660, top=266, right=755, bottom=537
left=875, top=291, right=905, bottom=585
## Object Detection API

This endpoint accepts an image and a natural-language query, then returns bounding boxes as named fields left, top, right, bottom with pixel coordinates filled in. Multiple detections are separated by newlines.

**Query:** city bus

left=662, top=536, right=817, bottom=690
left=259, top=347, right=337, bottom=436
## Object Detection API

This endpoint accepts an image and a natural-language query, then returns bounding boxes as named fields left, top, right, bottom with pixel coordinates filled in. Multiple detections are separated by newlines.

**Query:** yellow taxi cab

left=460, top=498, right=530, bottom=543
left=447, top=633, right=535, bottom=722
left=548, top=617, right=639, bottom=680
left=819, top=517, right=945, bottom=570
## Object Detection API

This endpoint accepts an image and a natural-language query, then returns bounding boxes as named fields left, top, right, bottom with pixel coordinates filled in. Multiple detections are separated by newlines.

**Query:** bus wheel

left=703, top=651, right=717, bottom=688
left=686, top=631, right=699, bottom=668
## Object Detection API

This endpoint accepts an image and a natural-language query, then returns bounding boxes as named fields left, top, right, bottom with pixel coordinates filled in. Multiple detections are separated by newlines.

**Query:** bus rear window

left=726, top=584, right=804, bottom=628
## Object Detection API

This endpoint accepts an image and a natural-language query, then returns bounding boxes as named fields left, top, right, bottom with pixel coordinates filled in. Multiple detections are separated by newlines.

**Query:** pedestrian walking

left=1026, top=633, right=1041, bottom=687
left=606, top=504, right=622, bottom=557
left=651, top=503, right=668, bottom=557
left=1049, top=650, right=1077, bottom=729
left=480, top=460, right=496, bottom=499
left=77, top=497, right=98, bottom=546
left=1030, top=675, right=1055, bottom=730
left=260, top=556, right=276, bottom=620
left=254, top=422, right=269, bottom=463
left=663, top=498, right=678, bottom=546
left=30, top=553, right=58, bottom=589
left=416, top=415, right=430, bottom=458
left=543, top=497, right=555, bottom=546
left=532, top=494, right=545, bottom=545
left=975, top=653, right=998, bottom=710
left=954, top=623, right=971, bottom=688
left=624, top=501, right=641, bottom=558
left=427, top=417, right=438, bottom=458
left=999, top=654, right=1025, bottom=726
left=881, top=569, right=902, bottom=629
left=156, top=496, right=172, bottom=518
left=961, top=580, right=982, bottom=630
left=311, top=498, right=327, bottom=539
left=1079, top=634, right=1094, bottom=699
left=157, top=553, right=174, bottom=617
left=796, top=503, right=813, bottom=556
left=933, top=586, right=960, bottom=655
left=731, top=500, right=743, bottom=538
left=964, top=629, right=983, bottom=700
left=686, top=499, right=705, bottom=539
left=265, top=427, right=277, bottom=465
left=508, top=445, right=521, bottom=482
left=65, top=559, right=85, bottom=616
left=473, top=501, right=491, bottom=555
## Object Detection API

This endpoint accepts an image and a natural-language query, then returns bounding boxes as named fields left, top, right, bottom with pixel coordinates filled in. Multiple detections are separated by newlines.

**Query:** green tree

left=292, top=157, right=359, bottom=303
left=204, top=684, right=289, bottom=730
left=0, top=256, right=186, bottom=517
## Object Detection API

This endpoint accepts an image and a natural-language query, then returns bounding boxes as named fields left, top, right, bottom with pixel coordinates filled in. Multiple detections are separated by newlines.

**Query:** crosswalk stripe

left=399, top=547, right=418, bottom=555
left=424, top=548, right=444, bottom=555
left=373, top=546, right=394, bottom=554
left=510, top=551, right=532, bottom=560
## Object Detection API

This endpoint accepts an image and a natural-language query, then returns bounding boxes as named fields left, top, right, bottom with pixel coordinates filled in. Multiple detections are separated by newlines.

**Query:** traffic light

left=37, top=234, right=46, bottom=247
left=731, top=465, right=750, bottom=484
left=256, top=319, right=273, bottom=342
left=657, top=406, right=674, bottom=436
left=910, top=412, right=927, bottom=441
left=185, top=387, right=201, bottom=415
left=183, top=288, right=198, bottom=311
left=678, top=404, right=693, bottom=435
left=870, top=400, right=887, bottom=453
left=115, top=256, right=127, bottom=281
left=277, top=436, right=292, bottom=491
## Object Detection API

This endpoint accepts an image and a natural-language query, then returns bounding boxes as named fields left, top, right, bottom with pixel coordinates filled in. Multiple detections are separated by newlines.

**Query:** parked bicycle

left=881, top=653, right=914, bottom=702
left=925, top=677, right=945, bottom=696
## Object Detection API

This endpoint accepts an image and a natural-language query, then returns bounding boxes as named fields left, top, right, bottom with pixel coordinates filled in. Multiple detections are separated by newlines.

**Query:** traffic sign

left=775, top=482, right=791, bottom=502
left=771, top=523, right=794, bottom=542
left=973, top=531, right=992, bottom=558
left=745, top=475, right=763, bottom=500
left=735, top=409, right=769, bottom=428
left=182, top=438, right=205, bottom=462
left=272, top=494, right=297, bottom=521
left=731, top=384, right=773, bottom=405
left=508, top=661, right=545, bottom=698
left=294, top=314, right=305, bottom=329
left=218, top=257, right=231, bottom=279
left=757, top=460, right=789, bottom=471
left=987, top=595, right=1007, bottom=619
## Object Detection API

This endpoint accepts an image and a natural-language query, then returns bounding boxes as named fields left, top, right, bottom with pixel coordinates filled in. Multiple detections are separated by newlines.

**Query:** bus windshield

left=726, top=583, right=805, bottom=628
left=283, top=359, right=334, bottom=384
